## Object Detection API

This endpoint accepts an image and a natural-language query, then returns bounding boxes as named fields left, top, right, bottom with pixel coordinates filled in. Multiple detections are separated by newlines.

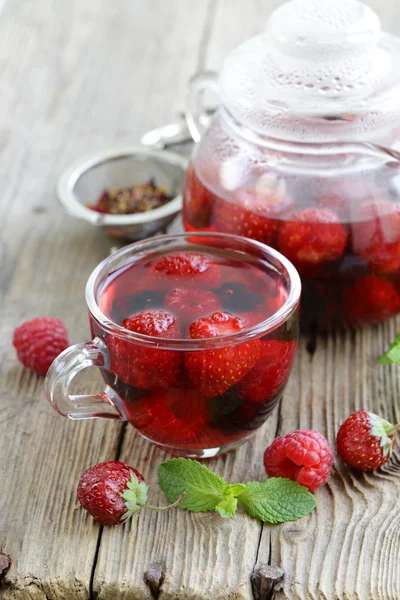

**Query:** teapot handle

left=184, top=71, right=219, bottom=143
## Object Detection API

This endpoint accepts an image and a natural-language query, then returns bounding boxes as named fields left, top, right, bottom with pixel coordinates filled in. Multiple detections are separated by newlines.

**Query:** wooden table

left=1, top=1, right=400, bottom=598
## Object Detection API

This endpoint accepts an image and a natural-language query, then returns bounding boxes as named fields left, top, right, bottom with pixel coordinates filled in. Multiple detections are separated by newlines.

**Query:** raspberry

left=263, top=430, right=334, bottom=491
left=13, top=317, right=69, bottom=377
left=152, top=252, right=221, bottom=288
left=164, top=288, right=221, bottom=325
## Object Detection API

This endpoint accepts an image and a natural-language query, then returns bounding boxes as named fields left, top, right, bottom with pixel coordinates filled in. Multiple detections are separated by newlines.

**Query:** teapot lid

left=219, top=0, right=400, bottom=142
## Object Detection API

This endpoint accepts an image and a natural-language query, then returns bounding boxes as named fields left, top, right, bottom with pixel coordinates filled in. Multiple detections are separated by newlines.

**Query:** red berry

left=345, top=275, right=400, bottom=326
left=77, top=461, right=146, bottom=526
left=164, top=288, right=221, bottom=325
left=263, top=430, right=334, bottom=491
left=336, top=409, right=399, bottom=471
left=237, top=340, right=297, bottom=403
left=185, top=311, right=261, bottom=397
left=13, top=317, right=69, bottom=377
left=214, top=193, right=279, bottom=245
left=351, top=201, right=400, bottom=273
left=278, top=208, right=347, bottom=271
left=183, top=165, right=216, bottom=228
left=125, top=388, right=210, bottom=448
left=107, top=310, right=181, bottom=389
left=152, top=252, right=221, bottom=288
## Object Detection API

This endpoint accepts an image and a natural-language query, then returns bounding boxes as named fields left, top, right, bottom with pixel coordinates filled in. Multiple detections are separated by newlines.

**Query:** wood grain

left=0, top=0, right=400, bottom=599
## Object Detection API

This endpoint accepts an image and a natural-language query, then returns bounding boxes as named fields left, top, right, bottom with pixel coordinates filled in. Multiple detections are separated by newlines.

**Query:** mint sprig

left=378, top=331, right=400, bottom=365
left=157, top=458, right=316, bottom=524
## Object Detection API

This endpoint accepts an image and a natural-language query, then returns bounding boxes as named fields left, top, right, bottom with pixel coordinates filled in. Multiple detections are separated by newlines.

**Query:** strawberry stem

left=387, top=424, right=400, bottom=435
left=142, top=492, right=186, bottom=512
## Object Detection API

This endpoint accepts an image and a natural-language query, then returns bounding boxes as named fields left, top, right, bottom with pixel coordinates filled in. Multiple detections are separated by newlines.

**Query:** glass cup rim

left=85, top=232, right=301, bottom=350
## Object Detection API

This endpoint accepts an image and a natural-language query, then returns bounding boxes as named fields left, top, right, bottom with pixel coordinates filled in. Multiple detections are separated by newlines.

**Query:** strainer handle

left=185, top=71, right=219, bottom=143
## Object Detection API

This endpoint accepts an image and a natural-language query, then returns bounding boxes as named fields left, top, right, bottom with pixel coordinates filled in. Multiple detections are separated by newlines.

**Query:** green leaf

left=378, top=331, right=400, bottom=365
left=227, top=483, right=246, bottom=497
left=157, top=458, right=227, bottom=512
left=215, top=496, right=238, bottom=518
left=237, top=478, right=316, bottom=524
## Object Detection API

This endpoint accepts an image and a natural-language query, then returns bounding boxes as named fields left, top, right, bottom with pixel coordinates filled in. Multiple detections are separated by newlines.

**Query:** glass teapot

left=182, top=0, right=400, bottom=330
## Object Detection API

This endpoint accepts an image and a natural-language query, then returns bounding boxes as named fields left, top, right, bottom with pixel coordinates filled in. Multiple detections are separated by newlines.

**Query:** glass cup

left=45, top=233, right=301, bottom=458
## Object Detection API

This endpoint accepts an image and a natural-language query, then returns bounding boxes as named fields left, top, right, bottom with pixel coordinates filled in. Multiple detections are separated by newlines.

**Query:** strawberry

left=151, top=252, right=221, bottom=288
left=345, top=275, right=400, bottom=326
left=184, top=311, right=261, bottom=397
left=237, top=340, right=297, bottom=403
left=336, top=410, right=400, bottom=471
left=164, top=288, right=221, bottom=325
left=278, top=207, right=347, bottom=271
left=351, top=201, right=400, bottom=274
left=183, top=164, right=216, bottom=228
left=214, top=194, right=279, bottom=245
left=77, top=461, right=147, bottom=526
left=107, top=310, right=181, bottom=389
left=77, top=461, right=184, bottom=526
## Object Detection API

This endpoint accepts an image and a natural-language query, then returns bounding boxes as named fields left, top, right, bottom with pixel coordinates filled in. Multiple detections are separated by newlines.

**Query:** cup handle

left=44, top=337, right=127, bottom=421
left=184, top=70, right=219, bottom=143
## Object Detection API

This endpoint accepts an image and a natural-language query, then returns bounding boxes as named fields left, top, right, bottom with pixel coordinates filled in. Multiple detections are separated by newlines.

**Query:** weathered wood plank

left=255, top=320, right=400, bottom=600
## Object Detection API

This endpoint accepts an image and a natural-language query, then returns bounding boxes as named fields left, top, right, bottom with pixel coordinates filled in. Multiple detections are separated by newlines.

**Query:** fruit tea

left=91, top=244, right=298, bottom=456
left=183, top=165, right=400, bottom=330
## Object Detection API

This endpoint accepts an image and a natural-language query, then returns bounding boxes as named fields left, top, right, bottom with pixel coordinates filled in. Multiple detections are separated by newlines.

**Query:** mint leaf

left=237, top=478, right=316, bottom=524
left=215, top=496, right=238, bottom=518
left=227, top=483, right=246, bottom=496
left=157, top=458, right=227, bottom=512
left=378, top=331, right=400, bottom=365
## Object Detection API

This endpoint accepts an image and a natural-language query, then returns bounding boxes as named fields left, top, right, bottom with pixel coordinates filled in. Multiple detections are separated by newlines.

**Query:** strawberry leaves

left=157, top=458, right=316, bottom=523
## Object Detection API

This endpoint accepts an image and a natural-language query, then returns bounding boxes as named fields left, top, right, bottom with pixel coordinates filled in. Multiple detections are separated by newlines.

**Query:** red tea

left=183, top=165, right=400, bottom=330
left=90, top=244, right=297, bottom=456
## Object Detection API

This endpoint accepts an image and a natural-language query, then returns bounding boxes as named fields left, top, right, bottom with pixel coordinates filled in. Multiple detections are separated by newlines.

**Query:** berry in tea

left=92, top=246, right=297, bottom=454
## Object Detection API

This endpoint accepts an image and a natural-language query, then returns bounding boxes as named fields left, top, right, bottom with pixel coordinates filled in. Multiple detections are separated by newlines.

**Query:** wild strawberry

left=263, top=430, right=334, bottom=491
left=184, top=311, right=261, bottom=397
left=345, top=275, right=400, bottom=326
left=336, top=410, right=400, bottom=471
left=164, top=288, right=221, bottom=325
left=13, top=317, right=69, bottom=377
left=351, top=201, right=400, bottom=274
left=77, top=461, right=183, bottom=526
left=214, top=193, right=279, bottom=245
left=237, top=340, right=297, bottom=403
left=107, top=310, right=181, bottom=389
left=152, top=252, right=221, bottom=288
left=278, top=207, right=347, bottom=271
